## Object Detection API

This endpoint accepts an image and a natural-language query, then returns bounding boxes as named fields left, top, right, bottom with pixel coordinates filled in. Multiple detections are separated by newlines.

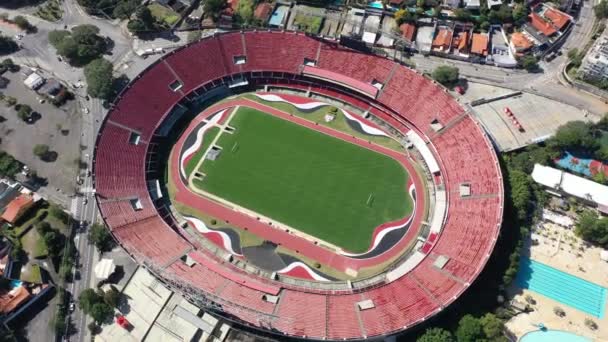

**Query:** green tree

left=0, top=35, right=18, bottom=55
left=90, top=302, right=114, bottom=323
left=204, top=0, right=228, bottom=21
left=113, top=0, right=141, bottom=19
left=236, top=0, right=254, bottom=25
left=16, top=104, right=32, bottom=121
left=103, top=286, right=121, bottom=308
left=453, top=8, right=472, bottom=22
left=512, top=4, right=528, bottom=24
left=1, top=58, right=19, bottom=72
left=13, top=15, right=34, bottom=33
left=521, top=55, right=539, bottom=72
left=84, top=58, right=114, bottom=100
left=480, top=313, right=504, bottom=339
left=456, top=315, right=484, bottom=342
left=567, top=48, right=583, bottom=67
left=127, top=6, right=155, bottom=35
left=594, top=0, right=608, bottom=19
left=417, top=327, right=454, bottom=342
left=78, top=288, right=102, bottom=313
left=551, top=121, right=597, bottom=151
left=432, top=65, right=459, bottom=86
left=508, top=169, right=531, bottom=220
left=33, top=144, right=50, bottom=159
left=593, top=169, right=608, bottom=186
left=48, top=25, right=107, bottom=66
left=49, top=204, right=69, bottom=223
left=89, top=223, right=115, bottom=252
left=575, top=210, right=608, bottom=246
left=0, top=151, right=21, bottom=179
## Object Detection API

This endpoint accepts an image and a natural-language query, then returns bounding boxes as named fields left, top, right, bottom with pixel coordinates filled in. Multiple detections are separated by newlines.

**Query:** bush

left=13, top=15, right=35, bottom=33
left=432, top=66, right=459, bottom=86
left=521, top=55, right=539, bottom=72
left=33, top=144, right=50, bottom=158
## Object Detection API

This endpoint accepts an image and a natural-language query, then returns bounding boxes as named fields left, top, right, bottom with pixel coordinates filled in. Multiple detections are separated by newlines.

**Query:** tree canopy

left=456, top=315, right=484, bottom=342
left=79, top=288, right=115, bottom=323
left=0, top=151, right=21, bottom=179
left=48, top=25, right=107, bottom=66
left=417, top=327, right=454, bottom=342
left=33, top=144, right=50, bottom=158
left=204, top=0, right=228, bottom=21
left=521, top=55, right=539, bottom=72
left=0, top=35, right=18, bottom=56
left=77, top=0, right=142, bottom=18
left=84, top=58, right=114, bottom=100
left=594, top=0, right=608, bottom=19
left=89, top=223, right=115, bottom=252
left=575, top=210, right=608, bottom=246
left=432, top=65, right=459, bottom=86
left=127, top=6, right=155, bottom=36
left=550, top=121, right=598, bottom=152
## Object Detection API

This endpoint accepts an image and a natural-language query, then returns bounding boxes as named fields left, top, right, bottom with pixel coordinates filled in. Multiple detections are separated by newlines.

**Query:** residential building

left=543, top=7, right=571, bottom=32
left=399, top=23, right=417, bottom=43
left=579, top=32, right=608, bottom=81
left=453, top=31, right=470, bottom=56
left=0, top=285, right=31, bottom=315
left=0, top=194, right=34, bottom=225
left=510, top=32, right=534, bottom=55
left=254, top=2, right=273, bottom=23
left=528, top=12, right=557, bottom=37
left=432, top=28, right=453, bottom=53
left=471, top=33, right=489, bottom=56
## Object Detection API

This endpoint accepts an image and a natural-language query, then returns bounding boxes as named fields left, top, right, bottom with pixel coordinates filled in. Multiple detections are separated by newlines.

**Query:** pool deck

left=506, top=221, right=608, bottom=341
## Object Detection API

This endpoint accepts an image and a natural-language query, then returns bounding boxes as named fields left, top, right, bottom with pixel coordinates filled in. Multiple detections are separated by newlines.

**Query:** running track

left=170, top=96, right=427, bottom=272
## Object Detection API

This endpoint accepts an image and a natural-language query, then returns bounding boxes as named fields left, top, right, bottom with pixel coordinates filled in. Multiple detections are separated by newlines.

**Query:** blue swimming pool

left=516, top=258, right=607, bottom=318
left=9, top=280, right=22, bottom=288
left=520, top=330, right=591, bottom=342
left=269, top=6, right=288, bottom=27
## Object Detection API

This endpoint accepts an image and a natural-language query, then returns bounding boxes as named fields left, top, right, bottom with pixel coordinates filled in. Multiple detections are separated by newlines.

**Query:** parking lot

left=0, top=69, right=83, bottom=195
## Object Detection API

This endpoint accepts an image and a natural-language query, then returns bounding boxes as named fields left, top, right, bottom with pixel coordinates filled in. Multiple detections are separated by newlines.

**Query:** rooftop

left=543, top=7, right=570, bottom=31
left=529, top=12, right=557, bottom=37
left=432, top=28, right=453, bottom=50
left=399, top=23, right=417, bottom=42
left=1, top=194, right=34, bottom=224
left=511, top=32, right=534, bottom=50
left=471, top=33, right=489, bottom=55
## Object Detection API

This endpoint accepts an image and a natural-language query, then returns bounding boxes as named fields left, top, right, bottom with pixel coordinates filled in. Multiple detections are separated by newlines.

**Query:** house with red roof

left=529, top=12, right=557, bottom=37
left=543, top=7, right=571, bottom=32
left=254, top=2, right=273, bottom=23
left=471, top=33, right=489, bottom=56
left=0, top=194, right=34, bottom=225
left=399, top=23, right=417, bottom=43
left=432, top=28, right=453, bottom=53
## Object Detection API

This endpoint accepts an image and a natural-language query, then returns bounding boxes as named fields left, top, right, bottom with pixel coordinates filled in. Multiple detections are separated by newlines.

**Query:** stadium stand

left=94, top=31, right=503, bottom=341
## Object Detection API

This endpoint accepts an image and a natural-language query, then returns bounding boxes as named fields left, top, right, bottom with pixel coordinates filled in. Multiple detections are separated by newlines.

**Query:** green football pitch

left=194, top=107, right=413, bottom=253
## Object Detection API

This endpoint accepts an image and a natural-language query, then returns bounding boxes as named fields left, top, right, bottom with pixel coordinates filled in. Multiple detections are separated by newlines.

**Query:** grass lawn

left=195, top=107, right=412, bottom=253
left=148, top=3, right=180, bottom=26
left=293, top=14, right=323, bottom=34
left=20, top=229, right=48, bottom=259
left=243, top=94, right=404, bottom=152
left=185, top=126, right=220, bottom=177
left=21, top=264, right=42, bottom=284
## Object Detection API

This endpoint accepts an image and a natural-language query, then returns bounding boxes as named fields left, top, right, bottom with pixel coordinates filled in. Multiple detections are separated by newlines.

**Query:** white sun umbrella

left=94, top=258, right=116, bottom=280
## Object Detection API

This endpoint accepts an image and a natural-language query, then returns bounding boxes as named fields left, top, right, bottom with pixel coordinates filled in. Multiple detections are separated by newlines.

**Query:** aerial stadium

left=93, top=30, right=504, bottom=340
